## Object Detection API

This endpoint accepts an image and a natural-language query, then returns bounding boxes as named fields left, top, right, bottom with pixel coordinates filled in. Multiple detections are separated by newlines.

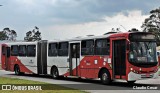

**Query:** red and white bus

left=1, top=32, right=159, bottom=84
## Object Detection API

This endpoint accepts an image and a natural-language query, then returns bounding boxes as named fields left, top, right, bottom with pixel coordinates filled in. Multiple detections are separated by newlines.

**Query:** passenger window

left=27, top=45, right=36, bottom=57
left=11, top=45, right=19, bottom=56
left=81, top=40, right=94, bottom=55
left=95, top=39, right=110, bottom=55
left=19, top=45, right=26, bottom=56
left=2, top=46, right=5, bottom=55
left=58, top=42, right=68, bottom=56
left=71, top=44, right=80, bottom=58
left=48, top=43, right=58, bottom=56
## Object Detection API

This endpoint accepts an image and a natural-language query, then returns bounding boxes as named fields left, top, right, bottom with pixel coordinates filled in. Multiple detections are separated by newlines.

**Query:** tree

left=0, top=27, right=17, bottom=41
left=0, top=31, right=8, bottom=40
left=24, top=26, right=42, bottom=41
left=141, top=7, right=160, bottom=45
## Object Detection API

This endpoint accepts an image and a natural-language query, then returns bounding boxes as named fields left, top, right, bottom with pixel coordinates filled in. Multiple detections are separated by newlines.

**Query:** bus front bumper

left=128, top=71, right=159, bottom=81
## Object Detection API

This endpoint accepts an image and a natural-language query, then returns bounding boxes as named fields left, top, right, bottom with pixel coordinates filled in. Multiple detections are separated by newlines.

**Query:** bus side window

left=95, top=39, right=110, bottom=55
left=48, top=43, right=58, bottom=56
left=6, top=47, right=10, bottom=58
left=19, top=45, right=26, bottom=56
left=107, top=39, right=110, bottom=54
left=11, top=45, right=19, bottom=56
left=2, top=46, right=6, bottom=55
left=27, top=45, right=36, bottom=57
left=81, top=40, right=94, bottom=55
left=58, top=42, right=68, bottom=56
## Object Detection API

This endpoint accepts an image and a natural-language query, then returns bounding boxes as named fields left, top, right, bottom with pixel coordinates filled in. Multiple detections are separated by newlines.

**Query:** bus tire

left=14, top=65, right=20, bottom=75
left=51, top=67, right=59, bottom=79
left=100, top=69, right=111, bottom=85
left=127, top=81, right=136, bottom=84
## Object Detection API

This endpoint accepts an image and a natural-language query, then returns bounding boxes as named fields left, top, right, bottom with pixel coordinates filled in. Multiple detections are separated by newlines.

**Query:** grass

left=0, top=77, right=87, bottom=93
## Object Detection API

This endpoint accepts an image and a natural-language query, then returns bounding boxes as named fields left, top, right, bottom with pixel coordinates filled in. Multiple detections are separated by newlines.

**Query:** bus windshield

left=129, top=42, right=157, bottom=63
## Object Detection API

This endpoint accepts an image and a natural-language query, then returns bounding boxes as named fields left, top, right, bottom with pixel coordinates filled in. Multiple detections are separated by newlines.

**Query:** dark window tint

left=19, top=45, right=26, bottom=56
left=27, top=45, right=36, bottom=57
left=11, top=45, right=19, bottom=56
left=71, top=44, right=80, bottom=58
left=48, top=43, right=58, bottom=56
left=81, top=40, right=94, bottom=55
left=157, top=52, right=160, bottom=56
left=2, top=46, right=5, bottom=55
left=95, top=39, right=110, bottom=55
left=58, top=42, right=68, bottom=56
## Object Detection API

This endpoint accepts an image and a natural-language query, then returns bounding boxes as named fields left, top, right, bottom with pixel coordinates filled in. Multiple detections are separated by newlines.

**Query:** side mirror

left=126, top=39, right=130, bottom=51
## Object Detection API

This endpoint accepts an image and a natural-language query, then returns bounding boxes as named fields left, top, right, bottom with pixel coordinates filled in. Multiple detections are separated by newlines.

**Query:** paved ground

left=0, top=70, right=160, bottom=93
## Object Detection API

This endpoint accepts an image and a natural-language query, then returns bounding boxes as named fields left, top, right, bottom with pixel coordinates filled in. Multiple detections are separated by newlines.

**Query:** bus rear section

left=1, top=42, right=39, bottom=74
left=1, top=41, right=50, bottom=75
left=1, top=45, right=11, bottom=71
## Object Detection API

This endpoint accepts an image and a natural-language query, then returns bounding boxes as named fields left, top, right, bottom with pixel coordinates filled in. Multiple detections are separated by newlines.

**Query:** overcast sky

left=0, top=0, right=159, bottom=40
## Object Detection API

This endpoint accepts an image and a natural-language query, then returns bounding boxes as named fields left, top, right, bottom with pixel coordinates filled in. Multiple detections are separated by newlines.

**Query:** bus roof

left=1, top=32, right=153, bottom=44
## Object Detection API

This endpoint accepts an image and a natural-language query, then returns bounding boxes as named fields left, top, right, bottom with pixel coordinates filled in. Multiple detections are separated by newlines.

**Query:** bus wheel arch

left=98, top=67, right=111, bottom=84
left=51, top=65, right=59, bottom=79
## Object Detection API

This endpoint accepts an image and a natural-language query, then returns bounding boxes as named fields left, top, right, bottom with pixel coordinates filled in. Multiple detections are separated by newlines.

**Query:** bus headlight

left=139, top=68, right=142, bottom=71
left=130, top=67, right=133, bottom=71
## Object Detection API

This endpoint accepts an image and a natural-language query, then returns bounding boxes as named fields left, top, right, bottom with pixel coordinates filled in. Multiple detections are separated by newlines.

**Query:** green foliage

left=0, top=27, right=17, bottom=41
left=24, top=26, right=42, bottom=41
left=0, top=31, right=8, bottom=40
left=142, top=7, right=160, bottom=46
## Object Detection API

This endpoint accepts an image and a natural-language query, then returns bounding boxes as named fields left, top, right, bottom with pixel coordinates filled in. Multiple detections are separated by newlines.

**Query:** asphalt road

left=0, top=70, right=160, bottom=93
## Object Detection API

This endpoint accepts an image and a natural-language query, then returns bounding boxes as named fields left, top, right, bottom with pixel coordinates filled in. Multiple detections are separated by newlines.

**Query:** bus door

left=112, top=39, right=126, bottom=79
left=37, top=40, right=47, bottom=74
left=69, top=42, right=80, bottom=76
left=2, top=46, right=10, bottom=70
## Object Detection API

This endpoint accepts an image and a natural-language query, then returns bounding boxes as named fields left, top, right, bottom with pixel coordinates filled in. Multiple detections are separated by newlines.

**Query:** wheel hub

left=53, top=70, right=57, bottom=77
left=102, top=73, right=108, bottom=81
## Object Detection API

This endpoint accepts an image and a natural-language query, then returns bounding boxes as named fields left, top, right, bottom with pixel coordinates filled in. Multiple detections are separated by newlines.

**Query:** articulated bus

left=1, top=32, right=159, bottom=84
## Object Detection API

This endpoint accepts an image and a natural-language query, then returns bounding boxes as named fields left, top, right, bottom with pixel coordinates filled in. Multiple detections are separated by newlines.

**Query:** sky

left=0, top=0, right=159, bottom=40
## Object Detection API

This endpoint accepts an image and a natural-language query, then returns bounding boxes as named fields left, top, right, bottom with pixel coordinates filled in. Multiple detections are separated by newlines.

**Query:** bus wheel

left=14, top=65, right=20, bottom=75
left=100, top=70, right=111, bottom=85
left=52, top=67, right=59, bottom=79
left=127, top=81, right=136, bottom=84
